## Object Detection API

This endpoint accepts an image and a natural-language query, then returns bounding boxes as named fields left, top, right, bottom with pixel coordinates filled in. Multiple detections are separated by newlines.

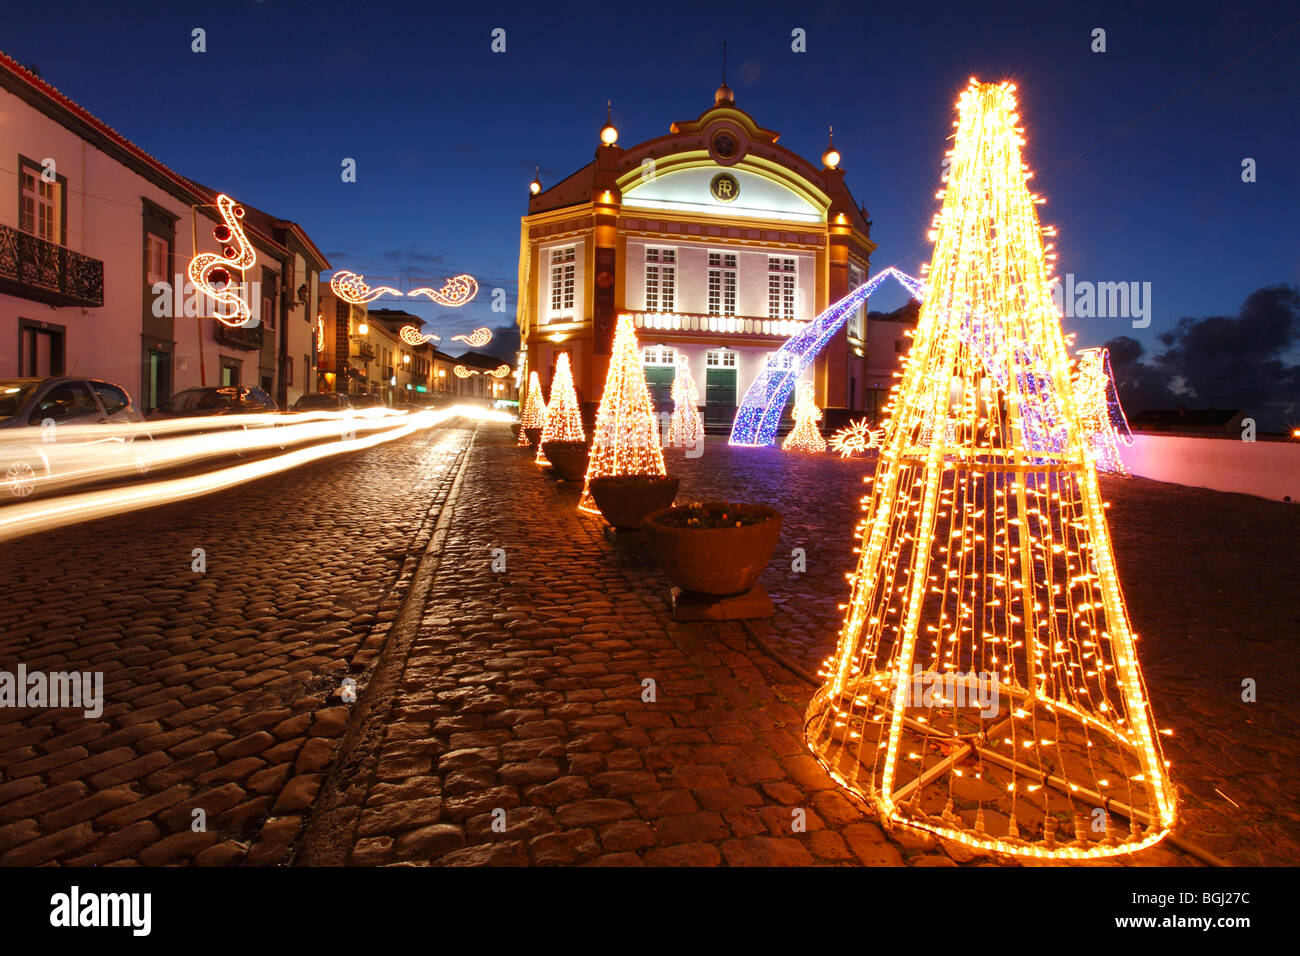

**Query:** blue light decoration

left=1072, top=346, right=1134, bottom=473
left=729, top=266, right=924, bottom=446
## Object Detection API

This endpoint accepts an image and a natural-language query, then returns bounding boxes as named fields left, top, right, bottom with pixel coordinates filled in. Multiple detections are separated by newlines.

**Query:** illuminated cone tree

left=1071, top=347, right=1133, bottom=475
left=579, top=315, right=666, bottom=512
left=666, top=357, right=703, bottom=450
left=537, top=352, right=583, bottom=465
left=519, top=371, right=549, bottom=446
left=781, top=381, right=827, bottom=453
left=804, top=81, right=1175, bottom=859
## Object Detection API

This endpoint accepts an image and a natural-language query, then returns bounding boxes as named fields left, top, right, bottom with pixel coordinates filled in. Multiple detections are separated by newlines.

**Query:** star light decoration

left=187, top=194, right=257, bottom=327
left=536, top=352, right=584, bottom=465
left=407, top=274, right=479, bottom=306
left=330, top=270, right=401, bottom=304
left=518, top=371, right=549, bottom=446
left=803, top=80, right=1175, bottom=860
left=666, top=355, right=703, bottom=450
left=399, top=325, right=438, bottom=346
left=578, top=315, right=667, bottom=513
left=781, top=381, right=827, bottom=453
left=1071, top=347, right=1134, bottom=474
left=829, top=418, right=885, bottom=458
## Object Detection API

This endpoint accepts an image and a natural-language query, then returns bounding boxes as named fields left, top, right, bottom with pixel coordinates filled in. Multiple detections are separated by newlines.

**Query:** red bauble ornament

left=213, top=225, right=232, bottom=242
left=208, top=267, right=231, bottom=289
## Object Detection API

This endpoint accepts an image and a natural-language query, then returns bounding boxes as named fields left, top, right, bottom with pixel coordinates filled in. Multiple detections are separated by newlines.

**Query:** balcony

left=0, top=224, right=104, bottom=308
left=350, top=341, right=375, bottom=361
left=626, top=311, right=808, bottom=338
left=213, top=321, right=263, bottom=351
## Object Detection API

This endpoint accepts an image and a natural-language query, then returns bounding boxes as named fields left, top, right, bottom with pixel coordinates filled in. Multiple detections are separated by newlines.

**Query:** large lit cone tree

left=804, top=81, right=1175, bottom=859
left=537, top=353, right=583, bottom=465
left=579, top=315, right=666, bottom=512
left=519, top=371, right=548, bottom=446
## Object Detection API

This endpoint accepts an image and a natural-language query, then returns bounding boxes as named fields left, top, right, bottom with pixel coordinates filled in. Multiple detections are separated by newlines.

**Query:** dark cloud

left=1104, top=285, right=1300, bottom=431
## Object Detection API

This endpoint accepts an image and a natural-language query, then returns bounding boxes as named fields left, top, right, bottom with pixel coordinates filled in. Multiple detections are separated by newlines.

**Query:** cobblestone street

left=2, top=420, right=1296, bottom=866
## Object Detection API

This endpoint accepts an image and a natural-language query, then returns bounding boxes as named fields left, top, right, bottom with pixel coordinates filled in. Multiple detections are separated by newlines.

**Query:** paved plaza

left=1, top=419, right=1296, bottom=865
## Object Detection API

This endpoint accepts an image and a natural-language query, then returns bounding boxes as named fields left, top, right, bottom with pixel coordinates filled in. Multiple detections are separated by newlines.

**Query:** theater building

left=515, top=83, right=876, bottom=428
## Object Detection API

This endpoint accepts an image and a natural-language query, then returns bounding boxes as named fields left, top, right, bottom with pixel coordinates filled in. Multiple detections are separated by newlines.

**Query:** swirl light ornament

left=330, top=271, right=401, bottom=305
left=450, top=326, right=493, bottom=347
left=453, top=365, right=475, bottom=378
left=828, top=417, right=884, bottom=458
left=407, top=274, right=479, bottom=307
left=315, top=316, right=326, bottom=352
left=485, top=365, right=511, bottom=378
left=399, top=325, right=438, bottom=346
left=188, top=194, right=257, bottom=328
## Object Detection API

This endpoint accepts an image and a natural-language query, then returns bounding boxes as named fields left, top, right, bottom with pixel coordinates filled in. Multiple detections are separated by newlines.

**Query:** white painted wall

left=624, top=239, right=813, bottom=320
left=1124, top=434, right=1300, bottom=502
left=539, top=238, right=585, bottom=325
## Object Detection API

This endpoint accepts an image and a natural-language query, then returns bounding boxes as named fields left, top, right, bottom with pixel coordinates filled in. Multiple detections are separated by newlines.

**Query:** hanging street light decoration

left=407, top=274, right=479, bottom=306
left=450, top=327, right=493, bottom=347
left=329, top=270, right=401, bottom=304
left=188, top=194, right=257, bottom=328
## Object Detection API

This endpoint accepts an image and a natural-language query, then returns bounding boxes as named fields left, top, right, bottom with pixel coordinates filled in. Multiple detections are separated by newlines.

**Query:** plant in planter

left=589, top=474, right=679, bottom=530
left=538, top=353, right=586, bottom=477
left=578, top=315, right=674, bottom=524
left=643, top=501, right=782, bottom=619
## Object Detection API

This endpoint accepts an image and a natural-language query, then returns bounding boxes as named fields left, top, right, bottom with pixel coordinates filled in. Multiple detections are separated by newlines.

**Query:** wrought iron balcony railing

left=350, top=341, right=375, bottom=361
left=0, top=224, right=104, bottom=308
left=213, top=321, right=263, bottom=351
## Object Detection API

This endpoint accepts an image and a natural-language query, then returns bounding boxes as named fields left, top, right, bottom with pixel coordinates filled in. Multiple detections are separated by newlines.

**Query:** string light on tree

left=518, top=371, right=549, bottom=446
left=578, top=315, right=667, bottom=512
left=666, top=355, right=703, bottom=450
left=803, top=80, right=1175, bottom=860
left=781, top=381, right=827, bottom=453
left=188, top=194, right=257, bottom=328
left=1071, top=347, right=1134, bottom=474
left=537, top=352, right=584, bottom=465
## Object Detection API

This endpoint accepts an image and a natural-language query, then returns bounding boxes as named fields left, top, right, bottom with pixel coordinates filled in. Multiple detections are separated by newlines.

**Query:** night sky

left=5, top=0, right=1298, bottom=420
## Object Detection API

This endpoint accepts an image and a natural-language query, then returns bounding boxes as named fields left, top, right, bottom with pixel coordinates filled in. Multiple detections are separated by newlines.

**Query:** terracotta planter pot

left=542, top=440, right=589, bottom=480
left=524, top=427, right=543, bottom=448
left=642, top=502, right=782, bottom=596
left=589, top=475, right=679, bottom=530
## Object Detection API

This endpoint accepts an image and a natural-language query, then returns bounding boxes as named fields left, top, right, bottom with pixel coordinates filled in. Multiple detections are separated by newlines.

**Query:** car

left=291, top=392, right=353, bottom=412
left=148, top=385, right=283, bottom=456
left=0, top=376, right=152, bottom=500
left=350, top=393, right=388, bottom=410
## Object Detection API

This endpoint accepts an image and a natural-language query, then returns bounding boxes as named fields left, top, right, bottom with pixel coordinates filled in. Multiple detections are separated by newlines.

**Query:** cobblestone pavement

left=305, top=426, right=1294, bottom=866
left=0, top=424, right=475, bottom=866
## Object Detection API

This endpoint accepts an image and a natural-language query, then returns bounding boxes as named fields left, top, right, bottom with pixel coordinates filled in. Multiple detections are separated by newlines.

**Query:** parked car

left=0, top=376, right=152, bottom=500
left=350, top=393, right=388, bottom=410
left=291, top=392, right=353, bottom=412
left=148, top=385, right=283, bottom=456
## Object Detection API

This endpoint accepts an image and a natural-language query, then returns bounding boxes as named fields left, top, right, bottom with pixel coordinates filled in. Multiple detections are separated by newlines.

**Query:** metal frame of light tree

left=1072, top=347, right=1134, bottom=474
left=518, top=371, right=549, bottom=446
left=579, top=315, right=667, bottom=513
left=804, top=80, right=1175, bottom=859
left=537, top=352, right=584, bottom=465
left=781, top=381, right=827, bottom=453
left=729, top=266, right=924, bottom=447
left=666, top=356, right=703, bottom=450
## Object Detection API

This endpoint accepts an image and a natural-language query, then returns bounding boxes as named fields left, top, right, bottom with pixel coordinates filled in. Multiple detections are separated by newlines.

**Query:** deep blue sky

left=5, top=0, right=1298, bottom=358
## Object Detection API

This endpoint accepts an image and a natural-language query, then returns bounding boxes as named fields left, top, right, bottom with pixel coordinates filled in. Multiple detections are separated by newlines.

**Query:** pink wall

left=1124, top=434, right=1300, bottom=503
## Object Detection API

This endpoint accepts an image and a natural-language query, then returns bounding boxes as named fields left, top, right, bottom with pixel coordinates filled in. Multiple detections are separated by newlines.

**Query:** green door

left=643, top=366, right=674, bottom=413
left=705, top=368, right=736, bottom=424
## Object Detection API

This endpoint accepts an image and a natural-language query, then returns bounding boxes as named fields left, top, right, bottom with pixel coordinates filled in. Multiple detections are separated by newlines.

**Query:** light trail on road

left=0, top=405, right=510, bottom=544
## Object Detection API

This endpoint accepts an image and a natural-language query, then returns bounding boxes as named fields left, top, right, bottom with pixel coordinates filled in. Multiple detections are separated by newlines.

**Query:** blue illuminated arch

left=728, top=267, right=924, bottom=446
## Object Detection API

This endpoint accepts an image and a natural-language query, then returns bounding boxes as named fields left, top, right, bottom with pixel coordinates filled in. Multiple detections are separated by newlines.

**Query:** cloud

left=1105, top=284, right=1300, bottom=431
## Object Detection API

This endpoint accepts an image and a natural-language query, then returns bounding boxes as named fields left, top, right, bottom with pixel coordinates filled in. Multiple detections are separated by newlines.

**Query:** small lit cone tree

left=666, top=357, right=703, bottom=450
left=804, top=81, right=1175, bottom=859
left=536, top=353, right=583, bottom=465
left=1071, top=347, right=1133, bottom=475
left=579, top=315, right=667, bottom=513
left=518, top=371, right=549, bottom=446
left=781, top=381, right=827, bottom=453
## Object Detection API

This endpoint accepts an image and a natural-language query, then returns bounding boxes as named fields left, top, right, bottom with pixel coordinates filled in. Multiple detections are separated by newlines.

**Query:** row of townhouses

left=0, top=52, right=517, bottom=414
